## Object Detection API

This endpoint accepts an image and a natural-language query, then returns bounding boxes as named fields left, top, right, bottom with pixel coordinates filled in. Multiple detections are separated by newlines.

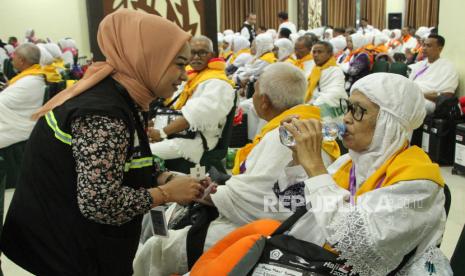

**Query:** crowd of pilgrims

left=0, top=12, right=460, bottom=276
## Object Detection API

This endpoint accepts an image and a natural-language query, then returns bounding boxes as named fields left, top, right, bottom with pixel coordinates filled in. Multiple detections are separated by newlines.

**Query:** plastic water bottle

left=279, top=122, right=346, bottom=147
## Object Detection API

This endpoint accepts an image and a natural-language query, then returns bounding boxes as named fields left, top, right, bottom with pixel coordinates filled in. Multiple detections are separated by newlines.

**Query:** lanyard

left=349, top=165, right=386, bottom=205
left=413, top=64, right=429, bottom=80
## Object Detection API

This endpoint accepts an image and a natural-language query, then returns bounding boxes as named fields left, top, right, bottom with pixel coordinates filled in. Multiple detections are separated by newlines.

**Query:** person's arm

left=71, top=115, right=154, bottom=225
left=148, top=116, right=190, bottom=142
left=424, top=92, right=455, bottom=102
left=72, top=115, right=205, bottom=226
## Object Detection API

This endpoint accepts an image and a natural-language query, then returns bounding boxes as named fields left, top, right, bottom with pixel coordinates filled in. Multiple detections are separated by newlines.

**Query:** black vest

left=1, top=77, right=155, bottom=275
left=242, top=22, right=256, bottom=44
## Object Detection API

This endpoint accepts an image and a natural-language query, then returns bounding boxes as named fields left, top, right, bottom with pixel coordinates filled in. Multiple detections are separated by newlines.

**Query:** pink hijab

left=32, top=9, right=191, bottom=120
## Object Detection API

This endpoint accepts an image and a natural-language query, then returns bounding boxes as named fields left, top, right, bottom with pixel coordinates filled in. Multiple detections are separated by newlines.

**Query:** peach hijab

left=32, top=9, right=191, bottom=120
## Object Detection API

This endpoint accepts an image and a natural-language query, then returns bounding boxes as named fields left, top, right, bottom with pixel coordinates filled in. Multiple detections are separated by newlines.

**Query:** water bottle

left=279, top=122, right=346, bottom=147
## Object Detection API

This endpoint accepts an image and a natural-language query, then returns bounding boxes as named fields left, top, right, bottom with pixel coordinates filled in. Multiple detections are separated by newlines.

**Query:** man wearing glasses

left=148, top=36, right=235, bottom=164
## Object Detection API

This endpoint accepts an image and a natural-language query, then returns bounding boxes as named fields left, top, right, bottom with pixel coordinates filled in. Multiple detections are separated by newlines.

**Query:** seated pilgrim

left=0, top=43, right=46, bottom=149
left=305, top=41, right=346, bottom=107
left=192, top=73, right=452, bottom=276
left=233, top=33, right=276, bottom=87
left=133, top=63, right=340, bottom=276
left=149, top=36, right=235, bottom=164
left=409, top=34, right=458, bottom=114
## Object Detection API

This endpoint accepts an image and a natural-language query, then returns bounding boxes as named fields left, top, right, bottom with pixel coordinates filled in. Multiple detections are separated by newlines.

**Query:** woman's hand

left=149, top=176, right=204, bottom=206
left=283, top=118, right=327, bottom=177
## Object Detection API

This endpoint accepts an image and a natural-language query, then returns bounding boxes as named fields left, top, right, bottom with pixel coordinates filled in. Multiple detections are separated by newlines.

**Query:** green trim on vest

left=45, top=111, right=72, bottom=145
left=124, top=157, right=153, bottom=172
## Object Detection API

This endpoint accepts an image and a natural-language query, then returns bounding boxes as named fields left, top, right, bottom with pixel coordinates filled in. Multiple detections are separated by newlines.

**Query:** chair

left=371, top=60, right=390, bottom=73
left=2, top=58, right=16, bottom=80
left=389, top=62, right=409, bottom=77
left=164, top=92, right=238, bottom=174
left=451, top=224, right=465, bottom=275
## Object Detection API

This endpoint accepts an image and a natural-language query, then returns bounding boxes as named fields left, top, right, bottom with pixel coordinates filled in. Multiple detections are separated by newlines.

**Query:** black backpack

left=434, top=95, right=463, bottom=121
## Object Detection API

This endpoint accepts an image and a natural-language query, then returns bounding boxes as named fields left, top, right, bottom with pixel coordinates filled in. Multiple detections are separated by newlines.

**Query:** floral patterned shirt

left=71, top=114, right=153, bottom=226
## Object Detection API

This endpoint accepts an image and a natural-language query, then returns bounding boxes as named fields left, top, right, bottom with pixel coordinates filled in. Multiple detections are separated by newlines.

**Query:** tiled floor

left=1, top=167, right=464, bottom=275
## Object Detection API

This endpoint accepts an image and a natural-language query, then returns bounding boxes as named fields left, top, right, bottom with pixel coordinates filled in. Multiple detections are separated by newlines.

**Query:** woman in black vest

left=0, top=9, right=207, bottom=276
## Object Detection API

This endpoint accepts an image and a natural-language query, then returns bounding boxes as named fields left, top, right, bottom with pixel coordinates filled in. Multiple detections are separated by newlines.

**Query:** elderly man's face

left=190, top=40, right=213, bottom=72
left=342, top=91, right=380, bottom=152
left=312, top=44, right=332, bottom=66
left=294, top=41, right=311, bottom=59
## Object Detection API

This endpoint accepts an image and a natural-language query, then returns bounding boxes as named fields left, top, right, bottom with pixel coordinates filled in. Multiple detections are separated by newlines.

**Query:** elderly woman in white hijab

left=44, top=43, right=65, bottom=70
left=226, top=36, right=253, bottom=76
left=266, top=29, right=278, bottom=40
left=234, top=33, right=276, bottom=86
left=219, top=34, right=234, bottom=61
left=387, top=29, right=403, bottom=55
left=323, top=28, right=333, bottom=41
left=223, top=29, right=234, bottom=36
left=273, top=38, right=295, bottom=63
left=36, top=44, right=63, bottom=83
left=330, top=35, right=347, bottom=61
left=58, top=38, right=78, bottom=66
left=36, top=44, right=54, bottom=66
left=281, top=73, right=451, bottom=275
left=340, top=33, right=372, bottom=92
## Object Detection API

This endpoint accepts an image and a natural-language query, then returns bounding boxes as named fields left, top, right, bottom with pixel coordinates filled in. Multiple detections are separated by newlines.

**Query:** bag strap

left=164, top=92, right=182, bottom=108
left=271, top=207, right=307, bottom=236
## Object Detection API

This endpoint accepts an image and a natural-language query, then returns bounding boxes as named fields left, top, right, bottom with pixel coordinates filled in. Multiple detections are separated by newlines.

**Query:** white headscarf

left=374, top=33, right=389, bottom=46
left=290, top=33, right=300, bottom=43
left=36, top=44, right=54, bottom=66
left=324, top=28, right=333, bottom=41
left=232, top=36, right=250, bottom=53
left=217, top=32, right=224, bottom=44
left=298, top=30, right=306, bottom=36
left=223, top=29, right=234, bottom=36
left=254, top=33, right=274, bottom=58
left=312, top=27, right=325, bottom=38
left=223, top=34, right=234, bottom=52
left=349, top=73, right=426, bottom=185
left=274, top=38, right=294, bottom=61
left=44, top=43, right=62, bottom=59
left=330, top=36, right=347, bottom=54
left=266, top=29, right=277, bottom=40
left=350, top=33, right=366, bottom=50
left=416, top=26, right=431, bottom=39
left=25, top=29, right=34, bottom=39
left=382, top=29, right=392, bottom=38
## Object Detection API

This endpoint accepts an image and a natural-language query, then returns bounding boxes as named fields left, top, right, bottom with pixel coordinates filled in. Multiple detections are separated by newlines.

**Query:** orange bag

left=190, top=219, right=281, bottom=276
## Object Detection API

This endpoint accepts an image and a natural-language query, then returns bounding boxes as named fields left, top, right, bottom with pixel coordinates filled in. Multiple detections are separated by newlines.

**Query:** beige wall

left=288, top=0, right=298, bottom=26
left=439, top=0, right=465, bottom=97
left=0, top=0, right=91, bottom=58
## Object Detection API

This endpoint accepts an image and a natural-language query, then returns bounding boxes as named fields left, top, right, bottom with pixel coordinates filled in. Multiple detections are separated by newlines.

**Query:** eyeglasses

left=339, top=98, right=368, bottom=121
left=191, top=50, right=210, bottom=58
